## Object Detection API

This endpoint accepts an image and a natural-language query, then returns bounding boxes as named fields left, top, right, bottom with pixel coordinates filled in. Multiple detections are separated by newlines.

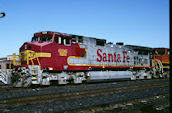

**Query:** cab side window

left=72, top=35, right=77, bottom=43
left=58, top=37, right=71, bottom=46
left=64, top=38, right=71, bottom=46
left=55, top=37, right=58, bottom=43
left=65, top=38, right=70, bottom=44
left=78, top=36, right=83, bottom=43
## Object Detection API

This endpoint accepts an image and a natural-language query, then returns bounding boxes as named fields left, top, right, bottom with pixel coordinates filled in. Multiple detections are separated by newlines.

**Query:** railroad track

left=0, top=82, right=168, bottom=106
left=0, top=79, right=169, bottom=112
left=0, top=78, right=168, bottom=92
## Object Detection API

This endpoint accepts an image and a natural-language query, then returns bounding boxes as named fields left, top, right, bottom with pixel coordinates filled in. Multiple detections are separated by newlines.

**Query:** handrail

left=152, top=59, right=163, bottom=75
left=24, top=51, right=41, bottom=75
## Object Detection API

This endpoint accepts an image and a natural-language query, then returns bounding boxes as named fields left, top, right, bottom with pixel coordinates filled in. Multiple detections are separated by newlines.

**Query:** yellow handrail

left=30, top=58, right=35, bottom=74
left=13, top=53, right=16, bottom=66
left=36, top=57, right=41, bottom=70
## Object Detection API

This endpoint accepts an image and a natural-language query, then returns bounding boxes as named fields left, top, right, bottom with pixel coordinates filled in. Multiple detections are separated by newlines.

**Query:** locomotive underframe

left=10, top=64, right=162, bottom=87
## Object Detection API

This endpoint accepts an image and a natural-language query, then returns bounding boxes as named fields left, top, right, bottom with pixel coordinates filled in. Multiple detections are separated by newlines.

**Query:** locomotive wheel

left=11, top=73, right=22, bottom=87
left=13, top=78, right=23, bottom=87
left=23, top=75, right=32, bottom=87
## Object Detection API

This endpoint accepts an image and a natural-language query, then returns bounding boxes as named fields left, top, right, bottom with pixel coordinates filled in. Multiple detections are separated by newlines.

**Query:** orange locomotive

left=151, top=48, right=170, bottom=78
left=153, top=48, right=170, bottom=70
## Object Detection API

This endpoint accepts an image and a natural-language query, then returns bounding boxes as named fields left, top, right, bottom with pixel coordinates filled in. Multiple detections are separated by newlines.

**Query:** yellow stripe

left=36, top=52, right=51, bottom=58
left=78, top=43, right=82, bottom=48
left=163, top=66, right=170, bottom=69
left=21, top=50, right=51, bottom=61
left=162, top=62, right=170, bottom=64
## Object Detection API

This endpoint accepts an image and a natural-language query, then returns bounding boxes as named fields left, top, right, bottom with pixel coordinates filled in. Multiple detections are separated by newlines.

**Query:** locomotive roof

left=154, top=48, right=169, bottom=50
left=69, top=34, right=106, bottom=41
left=35, top=31, right=161, bottom=51
left=125, top=45, right=153, bottom=51
left=35, top=31, right=107, bottom=41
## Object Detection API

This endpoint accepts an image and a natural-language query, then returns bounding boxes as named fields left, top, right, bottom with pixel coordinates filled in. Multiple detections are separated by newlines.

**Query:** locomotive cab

left=31, top=31, right=72, bottom=45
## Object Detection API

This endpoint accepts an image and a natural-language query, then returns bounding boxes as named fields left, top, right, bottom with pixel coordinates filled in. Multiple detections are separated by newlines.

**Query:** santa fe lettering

left=96, top=49, right=130, bottom=63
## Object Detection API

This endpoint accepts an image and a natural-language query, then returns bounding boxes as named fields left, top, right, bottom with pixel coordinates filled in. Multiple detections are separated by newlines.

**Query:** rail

left=0, top=80, right=168, bottom=108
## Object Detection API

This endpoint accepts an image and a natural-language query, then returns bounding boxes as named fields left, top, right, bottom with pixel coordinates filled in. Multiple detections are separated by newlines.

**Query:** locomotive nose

left=20, top=42, right=32, bottom=51
left=23, top=43, right=32, bottom=50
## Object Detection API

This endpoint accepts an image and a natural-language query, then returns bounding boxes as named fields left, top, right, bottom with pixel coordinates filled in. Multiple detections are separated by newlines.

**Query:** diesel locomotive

left=10, top=31, right=169, bottom=87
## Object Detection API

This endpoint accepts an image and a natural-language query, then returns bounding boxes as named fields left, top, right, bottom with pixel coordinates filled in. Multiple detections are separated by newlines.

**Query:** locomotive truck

left=0, top=31, right=169, bottom=87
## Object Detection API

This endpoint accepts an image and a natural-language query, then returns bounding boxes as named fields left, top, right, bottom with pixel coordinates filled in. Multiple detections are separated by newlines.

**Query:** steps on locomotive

left=29, top=65, right=41, bottom=84
left=0, top=70, right=9, bottom=85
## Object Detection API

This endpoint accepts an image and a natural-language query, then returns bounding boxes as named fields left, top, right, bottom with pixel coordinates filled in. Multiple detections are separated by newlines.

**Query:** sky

left=0, top=0, right=169, bottom=58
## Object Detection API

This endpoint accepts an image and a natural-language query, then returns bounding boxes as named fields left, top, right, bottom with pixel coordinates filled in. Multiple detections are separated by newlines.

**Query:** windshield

left=32, top=36, right=52, bottom=42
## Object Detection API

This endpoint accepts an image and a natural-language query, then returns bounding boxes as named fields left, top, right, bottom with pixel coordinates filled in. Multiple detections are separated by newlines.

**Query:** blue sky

left=0, top=0, right=169, bottom=58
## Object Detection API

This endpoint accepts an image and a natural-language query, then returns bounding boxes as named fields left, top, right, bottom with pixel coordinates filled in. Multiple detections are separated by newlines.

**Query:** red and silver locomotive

left=11, top=31, right=166, bottom=87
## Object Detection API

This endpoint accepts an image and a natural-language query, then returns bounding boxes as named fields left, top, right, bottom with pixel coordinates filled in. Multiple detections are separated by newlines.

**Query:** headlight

left=42, top=31, right=47, bottom=34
